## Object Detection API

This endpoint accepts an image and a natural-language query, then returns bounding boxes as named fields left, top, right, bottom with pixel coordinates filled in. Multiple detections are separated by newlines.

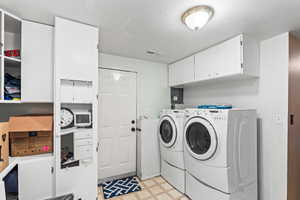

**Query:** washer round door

left=159, top=116, right=177, bottom=148
left=184, top=117, right=217, bottom=160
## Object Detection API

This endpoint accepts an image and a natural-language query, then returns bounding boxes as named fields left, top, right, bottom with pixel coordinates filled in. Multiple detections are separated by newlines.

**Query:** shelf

left=4, top=56, right=21, bottom=63
left=0, top=100, right=21, bottom=103
left=4, top=56, right=21, bottom=70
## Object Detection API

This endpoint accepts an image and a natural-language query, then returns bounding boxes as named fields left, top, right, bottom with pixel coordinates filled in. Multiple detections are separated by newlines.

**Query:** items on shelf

left=60, top=107, right=92, bottom=129
left=197, top=104, right=233, bottom=109
left=60, top=105, right=94, bottom=169
left=0, top=123, right=9, bottom=173
left=61, top=133, right=77, bottom=169
left=4, top=73, right=21, bottom=100
left=9, top=115, right=53, bottom=157
left=4, top=49, right=21, bottom=58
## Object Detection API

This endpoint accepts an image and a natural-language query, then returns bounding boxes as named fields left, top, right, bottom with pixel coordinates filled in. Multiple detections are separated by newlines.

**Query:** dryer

left=184, top=109, right=257, bottom=200
left=158, top=109, right=186, bottom=193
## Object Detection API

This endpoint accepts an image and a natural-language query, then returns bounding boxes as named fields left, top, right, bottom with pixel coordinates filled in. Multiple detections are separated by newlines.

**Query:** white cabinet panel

left=176, top=56, right=194, bottom=84
left=168, top=56, right=194, bottom=87
left=21, top=21, right=53, bottom=102
left=18, top=156, right=54, bottom=200
left=195, top=35, right=243, bottom=81
left=54, top=17, right=98, bottom=82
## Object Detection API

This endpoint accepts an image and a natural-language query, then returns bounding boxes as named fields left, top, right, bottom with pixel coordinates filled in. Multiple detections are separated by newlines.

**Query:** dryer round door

left=159, top=116, right=177, bottom=148
left=184, top=117, right=217, bottom=160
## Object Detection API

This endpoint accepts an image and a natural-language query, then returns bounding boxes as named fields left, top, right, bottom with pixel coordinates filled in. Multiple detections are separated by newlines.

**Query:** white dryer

left=184, top=109, right=257, bottom=200
left=158, top=109, right=186, bottom=193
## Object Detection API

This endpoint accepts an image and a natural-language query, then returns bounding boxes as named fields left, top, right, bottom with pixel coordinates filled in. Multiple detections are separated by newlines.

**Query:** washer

left=184, top=109, right=257, bottom=200
left=158, top=109, right=186, bottom=193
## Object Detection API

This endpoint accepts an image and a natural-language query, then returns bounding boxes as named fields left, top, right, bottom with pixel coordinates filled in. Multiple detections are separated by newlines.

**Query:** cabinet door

left=195, top=35, right=243, bottom=81
left=18, top=157, right=54, bottom=200
left=21, top=21, right=53, bottom=102
left=55, top=17, right=98, bottom=82
left=216, top=35, right=242, bottom=76
left=175, top=56, right=194, bottom=85
left=169, top=56, right=194, bottom=86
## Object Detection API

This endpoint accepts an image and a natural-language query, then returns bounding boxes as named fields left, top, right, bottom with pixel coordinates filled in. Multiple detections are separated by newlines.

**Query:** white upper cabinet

left=55, top=17, right=98, bottom=82
left=168, top=56, right=194, bottom=87
left=168, top=34, right=259, bottom=87
left=22, top=21, right=53, bottom=102
left=195, top=34, right=259, bottom=81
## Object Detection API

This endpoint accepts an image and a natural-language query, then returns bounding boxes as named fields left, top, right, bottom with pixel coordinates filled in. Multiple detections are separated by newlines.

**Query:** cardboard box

left=9, top=115, right=53, bottom=157
left=0, top=122, right=9, bottom=172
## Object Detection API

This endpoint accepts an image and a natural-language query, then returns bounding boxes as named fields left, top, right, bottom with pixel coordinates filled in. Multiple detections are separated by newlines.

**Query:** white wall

left=184, top=33, right=289, bottom=200
left=99, top=53, right=170, bottom=119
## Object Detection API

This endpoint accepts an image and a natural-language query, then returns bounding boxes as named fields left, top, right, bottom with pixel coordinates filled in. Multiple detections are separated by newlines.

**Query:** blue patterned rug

left=100, top=177, right=142, bottom=199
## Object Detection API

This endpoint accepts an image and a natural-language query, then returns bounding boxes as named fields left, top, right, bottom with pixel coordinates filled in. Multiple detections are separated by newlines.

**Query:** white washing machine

left=184, top=109, right=257, bottom=200
left=158, top=109, right=186, bottom=193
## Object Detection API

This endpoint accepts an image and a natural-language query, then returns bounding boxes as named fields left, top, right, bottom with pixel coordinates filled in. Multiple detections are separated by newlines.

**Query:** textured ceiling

left=1, top=0, right=300, bottom=63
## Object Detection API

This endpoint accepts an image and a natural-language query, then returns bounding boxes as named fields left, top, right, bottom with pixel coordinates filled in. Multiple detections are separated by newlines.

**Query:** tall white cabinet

left=54, top=17, right=98, bottom=200
left=168, top=34, right=259, bottom=87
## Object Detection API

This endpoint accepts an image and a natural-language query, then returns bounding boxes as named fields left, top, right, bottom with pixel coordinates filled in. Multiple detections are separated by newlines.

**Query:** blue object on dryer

left=197, top=105, right=233, bottom=109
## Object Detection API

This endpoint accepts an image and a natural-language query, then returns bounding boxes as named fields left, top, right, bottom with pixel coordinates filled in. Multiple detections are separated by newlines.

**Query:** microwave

left=74, top=112, right=92, bottom=128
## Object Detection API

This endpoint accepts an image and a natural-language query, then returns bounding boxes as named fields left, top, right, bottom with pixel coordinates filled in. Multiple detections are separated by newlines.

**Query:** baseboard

left=98, top=172, right=136, bottom=185
left=138, top=173, right=161, bottom=181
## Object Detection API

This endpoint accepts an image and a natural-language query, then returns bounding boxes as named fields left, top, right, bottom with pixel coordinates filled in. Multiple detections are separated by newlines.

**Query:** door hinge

left=51, top=167, right=54, bottom=174
left=240, top=40, right=243, bottom=46
left=97, top=44, right=100, bottom=50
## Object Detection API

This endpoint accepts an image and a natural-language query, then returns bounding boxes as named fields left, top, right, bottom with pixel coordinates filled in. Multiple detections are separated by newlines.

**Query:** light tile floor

left=98, top=176, right=189, bottom=200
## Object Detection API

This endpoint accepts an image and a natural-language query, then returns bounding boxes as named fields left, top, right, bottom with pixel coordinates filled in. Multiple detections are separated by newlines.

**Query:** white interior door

left=98, top=68, right=137, bottom=180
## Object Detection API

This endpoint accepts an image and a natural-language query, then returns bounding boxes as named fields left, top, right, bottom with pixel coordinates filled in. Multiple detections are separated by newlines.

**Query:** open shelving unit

left=0, top=9, right=22, bottom=103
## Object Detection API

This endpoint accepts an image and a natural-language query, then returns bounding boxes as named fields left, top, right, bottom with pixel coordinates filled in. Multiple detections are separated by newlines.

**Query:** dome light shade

left=182, top=6, right=214, bottom=31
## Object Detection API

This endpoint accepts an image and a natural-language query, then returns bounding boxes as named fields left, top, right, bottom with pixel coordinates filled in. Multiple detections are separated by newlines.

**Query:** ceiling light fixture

left=182, top=6, right=214, bottom=31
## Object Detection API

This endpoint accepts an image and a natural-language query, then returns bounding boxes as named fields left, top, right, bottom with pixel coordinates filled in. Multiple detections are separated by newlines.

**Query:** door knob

left=131, top=127, right=136, bottom=132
